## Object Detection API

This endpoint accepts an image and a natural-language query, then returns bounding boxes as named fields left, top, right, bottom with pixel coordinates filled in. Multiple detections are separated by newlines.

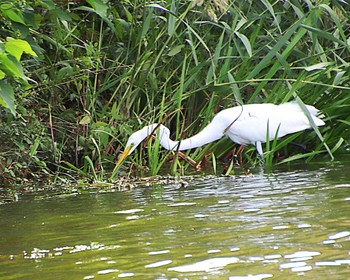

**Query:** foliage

left=1, top=0, right=350, bottom=183
left=0, top=0, right=40, bottom=115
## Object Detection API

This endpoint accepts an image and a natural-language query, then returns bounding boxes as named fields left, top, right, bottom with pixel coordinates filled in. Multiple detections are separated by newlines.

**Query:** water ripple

left=168, top=257, right=239, bottom=272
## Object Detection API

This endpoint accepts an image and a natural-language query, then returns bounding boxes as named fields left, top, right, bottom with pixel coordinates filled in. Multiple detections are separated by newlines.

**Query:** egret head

left=114, top=124, right=159, bottom=169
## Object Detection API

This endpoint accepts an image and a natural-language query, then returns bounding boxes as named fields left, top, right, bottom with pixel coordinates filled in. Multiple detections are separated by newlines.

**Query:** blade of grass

left=279, top=150, right=324, bottom=164
left=301, top=24, right=349, bottom=48
left=294, top=95, right=334, bottom=160
left=247, top=19, right=302, bottom=80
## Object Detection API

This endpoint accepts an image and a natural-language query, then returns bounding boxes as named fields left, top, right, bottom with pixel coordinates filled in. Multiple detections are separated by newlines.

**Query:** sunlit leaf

left=333, top=71, right=345, bottom=86
left=0, top=53, right=26, bottom=79
left=5, top=38, right=37, bottom=61
left=235, top=32, right=252, bottom=57
left=123, top=7, right=133, bottom=22
left=87, top=0, right=108, bottom=19
left=79, top=115, right=91, bottom=125
left=303, top=62, right=333, bottom=72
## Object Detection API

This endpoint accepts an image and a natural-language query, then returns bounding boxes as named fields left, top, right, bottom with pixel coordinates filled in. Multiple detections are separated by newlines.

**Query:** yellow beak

left=113, top=145, right=132, bottom=172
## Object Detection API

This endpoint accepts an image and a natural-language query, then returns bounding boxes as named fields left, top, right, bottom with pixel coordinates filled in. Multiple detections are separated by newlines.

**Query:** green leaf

left=30, top=138, right=40, bottom=156
left=247, top=21, right=301, bottom=79
left=41, top=0, right=57, bottom=10
left=303, top=62, right=333, bottom=72
left=140, top=8, right=153, bottom=40
left=84, top=156, right=98, bottom=179
left=330, top=137, right=344, bottom=154
left=0, top=53, right=26, bottom=80
left=235, top=31, right=252, bottom=57
left=319, top=4, right=347, bottom=44
left=87, top=0, right=108, bottom=19
left=77, top=2, right=115, bottom=33
left=168, top=0, right=176, bottom=36
left=79, top=115, right=91, bottom=125
left=279, top=151, right=324, bottom=164
left=51, top=8, right=72, bottom=22
left=260, top=0, right=281, bottom=33
left=5, top=38, right=37, bottom=61
left=294, top=95, right=334, bottom=160
left=147, top=3, right=168, bottom=12
left=301, top=24, right=348, bottom=47
left=227, top=72, right=243, bottom=104
left=168, top=45, right=184, bottom=56
left=0, top=3, right=12, bottom=9
left=0, top=4, right=25, bottom=24
left=62, top=161, right=91, bottom=177
left=123, top=7, right=133, bottom=22
left=0, top=81, right=16, bottom=115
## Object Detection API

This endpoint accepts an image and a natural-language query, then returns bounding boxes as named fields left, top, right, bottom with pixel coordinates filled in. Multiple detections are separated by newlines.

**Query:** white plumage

left=115, top=102, right=325, bottom=167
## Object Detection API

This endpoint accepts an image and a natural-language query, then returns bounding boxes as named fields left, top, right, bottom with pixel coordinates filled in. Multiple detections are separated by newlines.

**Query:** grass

left=109, top=0, right=349, bottom=177
left=1, top=0, right=350, bottom=184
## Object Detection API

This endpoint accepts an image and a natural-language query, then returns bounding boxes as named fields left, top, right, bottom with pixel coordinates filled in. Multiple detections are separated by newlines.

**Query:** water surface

left=1, top=162, right=349, bottom=279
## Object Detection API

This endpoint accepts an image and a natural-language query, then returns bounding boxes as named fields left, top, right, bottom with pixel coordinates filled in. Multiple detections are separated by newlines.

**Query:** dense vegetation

left=0, top=0, right=349, bottom=185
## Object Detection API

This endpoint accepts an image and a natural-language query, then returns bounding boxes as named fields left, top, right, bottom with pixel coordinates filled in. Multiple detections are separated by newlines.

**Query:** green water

left=1, top=162, right=349, bottom=279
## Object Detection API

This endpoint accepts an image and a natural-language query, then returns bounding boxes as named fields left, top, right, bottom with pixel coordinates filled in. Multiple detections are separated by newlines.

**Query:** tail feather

left=280, top=102, right=325, bottom=126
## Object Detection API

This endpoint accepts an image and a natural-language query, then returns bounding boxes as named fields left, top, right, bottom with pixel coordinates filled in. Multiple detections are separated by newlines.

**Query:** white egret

left=115, top=102, right=325, bottom=168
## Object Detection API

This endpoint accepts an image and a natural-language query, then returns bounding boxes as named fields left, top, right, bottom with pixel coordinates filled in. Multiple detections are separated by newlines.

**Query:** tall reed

left=5, top=0, right=348, bottom=180
left=108, top=1, right=349, bottom=176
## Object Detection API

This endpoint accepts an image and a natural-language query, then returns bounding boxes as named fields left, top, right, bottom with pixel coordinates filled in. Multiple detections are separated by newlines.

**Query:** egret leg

left=256, top=141, right=263, bottom=156
left=256, top=141, right=265, bottom=163
left=235, top=145, right=245, bottom=166
left=222, top=145, right=245, bottom=169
